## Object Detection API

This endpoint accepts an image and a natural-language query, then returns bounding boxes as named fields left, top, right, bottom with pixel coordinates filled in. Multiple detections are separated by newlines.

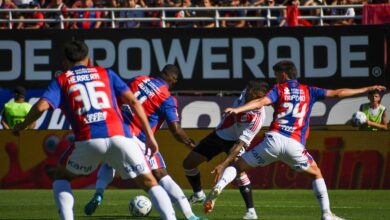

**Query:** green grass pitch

left=0, top=189, right=389, bottom=219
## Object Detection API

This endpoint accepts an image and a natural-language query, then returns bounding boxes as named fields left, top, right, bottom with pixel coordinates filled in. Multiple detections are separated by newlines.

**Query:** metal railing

left=0, top=5, right=363, bottom=29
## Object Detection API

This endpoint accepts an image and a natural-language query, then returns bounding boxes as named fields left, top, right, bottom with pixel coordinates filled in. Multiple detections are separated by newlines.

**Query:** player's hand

left=224, top=107, right=238, bottom=116
left=145, top=136, right=159, bottom=156
left=369, top=85, right=386, bottom=92
left=186, top=138, right=196, bottom=149
left=211, top=164, right=225, bottom=183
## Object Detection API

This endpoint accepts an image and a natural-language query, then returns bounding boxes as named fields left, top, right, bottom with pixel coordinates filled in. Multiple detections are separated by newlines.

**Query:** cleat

left=188, top=216, right=209, bottom=220
left=188, top=193, right=206, bottom=204
left=84, top=193, right=103, bottom=216
left=243, top=210, right=258, bottom=219
left=322, top=212, right=346, bottom=220
left=203, top=186, right=221, bottom=214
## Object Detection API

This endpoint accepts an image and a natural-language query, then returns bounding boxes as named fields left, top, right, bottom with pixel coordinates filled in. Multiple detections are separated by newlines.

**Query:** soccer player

left=357, top=89, right=388, bottom=131
left=183, top=80, right=268, bottom=219
left=13, top=40, right=177, bottom=220
left=84, top=64, right=202, bottom=220
left=204, top=60, right=386, bottom=220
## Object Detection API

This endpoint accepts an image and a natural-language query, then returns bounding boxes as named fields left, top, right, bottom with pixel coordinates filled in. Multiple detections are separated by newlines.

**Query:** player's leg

left=283, top=140, right=344, bottom=220
left=108, top=136, right=176, bottom=220
left=236, top=171, right=257, bottom=219
left=183, top=132, right=225, bottom=204
left=183, top=151, right=207, bottom=203
left=53, top=165, right=77, bottom=220
left=205, top=133, right=279, bottom=214
left=153, top=167, right=200, bottom=220
left=305, top=162, right=345, bottom=220
left=54, top=140, right=104, bottom=220
left=228, top=144, right=257, bottom=219
left=84, top=163, right=115, bottom=215
left=203, top=157, right=252, bottom=213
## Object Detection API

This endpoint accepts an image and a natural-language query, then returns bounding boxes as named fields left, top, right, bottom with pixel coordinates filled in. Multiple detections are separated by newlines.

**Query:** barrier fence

left=0, top=5, right=364, bottom=29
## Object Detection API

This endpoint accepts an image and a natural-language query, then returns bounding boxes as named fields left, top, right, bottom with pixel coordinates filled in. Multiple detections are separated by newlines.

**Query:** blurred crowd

left=0, top=0, right=388, bottom=29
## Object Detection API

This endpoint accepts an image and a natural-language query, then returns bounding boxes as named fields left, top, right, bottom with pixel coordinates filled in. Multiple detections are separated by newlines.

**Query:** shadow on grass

left=77, top=215, right=161, bottom=220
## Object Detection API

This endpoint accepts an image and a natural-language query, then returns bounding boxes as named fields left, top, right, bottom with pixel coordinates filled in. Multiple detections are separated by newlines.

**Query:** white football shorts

left=61, top=135, right=151, bottom=179
left=242, top=131, right=314, bottom=171
left=133, top=136, right=166, bottom=170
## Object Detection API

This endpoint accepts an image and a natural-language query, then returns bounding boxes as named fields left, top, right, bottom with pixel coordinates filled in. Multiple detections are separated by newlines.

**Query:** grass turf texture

left=0, top=189, right=389, bottom=219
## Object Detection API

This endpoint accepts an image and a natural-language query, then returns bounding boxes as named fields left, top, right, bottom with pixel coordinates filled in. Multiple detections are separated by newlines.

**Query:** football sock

left=312, top=178, right=331, bottom=214
left=184, top=168, right=202, bottom=193
left=215, top=166, right=237, bottom=190
left=148, top=185, right=176, bottom=220
left=96, top=164, right=115, bottom=195
left=237, top=174, right=254, bottom=209
left=159, top=175, right=194, bottom=219
left=53, top=180, right=74, bottom=220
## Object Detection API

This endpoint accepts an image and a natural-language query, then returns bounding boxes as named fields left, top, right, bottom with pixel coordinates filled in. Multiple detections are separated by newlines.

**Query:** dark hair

left=245, top=80, right=269, bottom=102
left=64, top=40, right=88, bottom=63
left=13, top=86, right=26, bottom=99
left=161, top=64, right=180, bottom=76
left=368, top=89, right=381, bottom=96
left=272, top=60, right=298, bottom=79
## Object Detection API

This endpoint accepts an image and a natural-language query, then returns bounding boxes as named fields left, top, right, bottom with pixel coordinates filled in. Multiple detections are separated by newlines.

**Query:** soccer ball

left=129, top=195, right=152, bottom=217
left=352, top=111, right=367, bottom=126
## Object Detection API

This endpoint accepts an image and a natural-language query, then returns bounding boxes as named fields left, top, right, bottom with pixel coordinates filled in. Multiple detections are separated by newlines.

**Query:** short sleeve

left=107, top=69, right=130, bottom=96
left=162, top=96, right=179, bottom=123
left=266, top=84, right=280, bottom=104
left=41, top=79, right=62, bottom=109
left=309, top=86, right=327, bottom=102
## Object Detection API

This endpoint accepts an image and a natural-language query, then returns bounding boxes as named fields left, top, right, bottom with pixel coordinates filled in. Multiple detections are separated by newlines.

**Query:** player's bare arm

left=225, top=96, right=272, bottom=115
left=326, top=85, right=386, bottom=98
left=212, top=140, right=246, bottom=182
left=13, top=99, right=50, bottom=134
left=122, top=90, right=159, bottom=154
left=167, top=121, right=196, bottom=149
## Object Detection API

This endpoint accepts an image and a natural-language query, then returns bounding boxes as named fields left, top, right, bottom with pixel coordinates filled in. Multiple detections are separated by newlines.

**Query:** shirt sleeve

left=266, top=84, right=279, bottom=104
left=239, top=110, right=264, bottom=146
left=309, top=86, right=327, bottom=102
left=162, top=96, right=180, bottom=123
left=41, top=79, right=62, bottom=109
left=107, top=69, right=130, bottom=96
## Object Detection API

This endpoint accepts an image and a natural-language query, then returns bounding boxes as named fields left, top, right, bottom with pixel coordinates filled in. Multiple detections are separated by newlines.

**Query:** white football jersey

left=215, top=89, right=265, bottom=146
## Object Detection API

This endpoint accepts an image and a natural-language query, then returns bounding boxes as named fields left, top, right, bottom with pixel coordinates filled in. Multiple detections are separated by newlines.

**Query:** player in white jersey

left=183, top=80, right=268, bottom=219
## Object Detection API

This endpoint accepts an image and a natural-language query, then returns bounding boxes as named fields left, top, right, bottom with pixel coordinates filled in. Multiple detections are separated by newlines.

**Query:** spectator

left=280, top=0, right=312, bottom=26
left=220, top=0, right=246, bottom=28
left=72, top=0, right=102, bottom=29
left=357, top=90, right=388, bottom=130
left=195, top=0, right=216, bottom=28
left=330, top=0, right=355, bottom=25
left=173, top=0, right=196, bottom=28
left=259, top=0, right=283, bottom=27
left=119, top=0, right=144, bottom=28
left=1, top=87, right=35, bottom=129
left=21, top=1, right=45, bottom=29
left=144, top=0, right=168, bottom=27
left=0, top=0, right=21, bottom=29
left=45, top=0, right=69, bottom=29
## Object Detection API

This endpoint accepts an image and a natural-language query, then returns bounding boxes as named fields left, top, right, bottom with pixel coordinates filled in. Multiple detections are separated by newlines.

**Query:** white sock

left=159, top=175, right=194, bottom=219
left=215, top=166, right=237, bottom=190
left=53, top=180, right=74, bottom=220
left=195, top=190, right=205, bottom=197
left=312, top=178, right=331, bottom=214
left=96, top=164, right=115, bottom=194
left=148, top=185, right=177, bottom=220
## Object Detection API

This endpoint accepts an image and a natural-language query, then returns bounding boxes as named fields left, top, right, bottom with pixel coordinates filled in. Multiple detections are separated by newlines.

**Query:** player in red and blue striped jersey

left=13, top=41, right=177, bottom=220
left=205, top=60, right=386, bottom=220
left=85, top=65, right=202, bottom=220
